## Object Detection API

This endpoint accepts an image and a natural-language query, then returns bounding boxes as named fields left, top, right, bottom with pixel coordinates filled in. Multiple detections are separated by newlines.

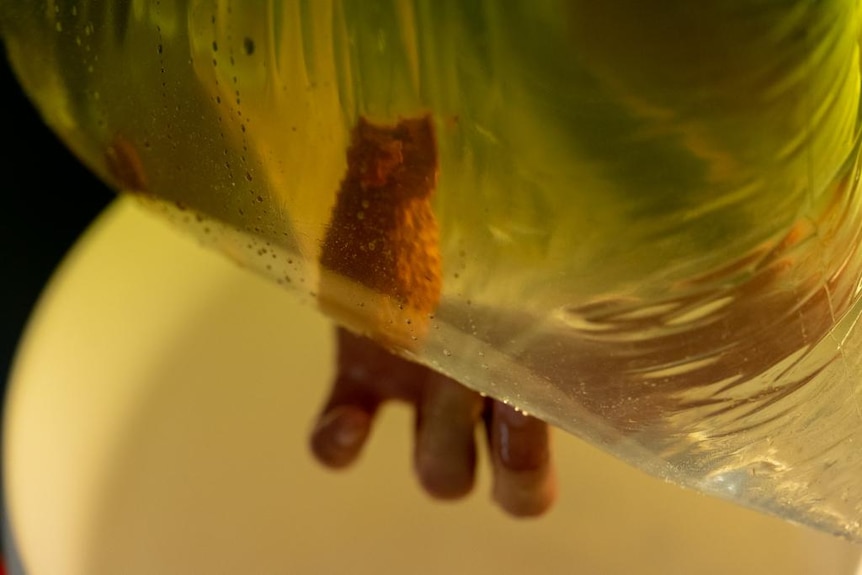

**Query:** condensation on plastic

left=4, top=0, right=862, bottom=540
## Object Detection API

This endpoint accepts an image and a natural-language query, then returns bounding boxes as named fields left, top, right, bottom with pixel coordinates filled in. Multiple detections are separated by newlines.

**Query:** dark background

left=1, top=50, right=113, bottom=388
left=1, top=45, right=112, bottom=570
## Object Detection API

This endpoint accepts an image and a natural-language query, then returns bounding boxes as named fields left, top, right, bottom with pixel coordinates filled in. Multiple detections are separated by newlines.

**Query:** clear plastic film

left=5, top=0, right=862, bottom=540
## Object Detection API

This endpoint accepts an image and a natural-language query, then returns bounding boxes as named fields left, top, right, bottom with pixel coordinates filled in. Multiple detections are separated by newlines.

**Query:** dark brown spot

left=105, top=133, right=148, bottom=193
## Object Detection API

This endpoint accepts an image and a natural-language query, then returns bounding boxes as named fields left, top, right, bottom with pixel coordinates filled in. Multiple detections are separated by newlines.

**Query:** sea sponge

left=319, top=115, right=441, bottom=351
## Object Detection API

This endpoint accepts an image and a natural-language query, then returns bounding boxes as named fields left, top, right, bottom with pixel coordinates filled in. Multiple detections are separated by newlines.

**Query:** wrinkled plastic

left=4, top=0, right=862, bottom=540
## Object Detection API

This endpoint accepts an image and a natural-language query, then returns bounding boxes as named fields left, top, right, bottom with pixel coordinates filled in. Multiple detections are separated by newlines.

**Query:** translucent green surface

left=5, top=0, right=862, bottom=540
